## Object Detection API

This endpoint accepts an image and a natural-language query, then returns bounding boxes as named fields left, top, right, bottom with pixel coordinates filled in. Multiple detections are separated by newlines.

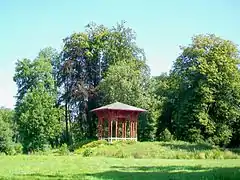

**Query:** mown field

left=0, top=156, right=240, bottom=180
left=0, top=141, right=240, bottom=179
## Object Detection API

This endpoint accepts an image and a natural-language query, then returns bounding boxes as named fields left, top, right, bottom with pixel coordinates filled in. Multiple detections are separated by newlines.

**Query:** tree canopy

left=156, top=34, right=240, bottom=147
left=0, top=22, right=238, bottom=154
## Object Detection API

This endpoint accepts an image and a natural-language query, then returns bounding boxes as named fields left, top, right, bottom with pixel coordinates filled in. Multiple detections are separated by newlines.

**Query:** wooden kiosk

left=91, top=102, right=146, bottom=142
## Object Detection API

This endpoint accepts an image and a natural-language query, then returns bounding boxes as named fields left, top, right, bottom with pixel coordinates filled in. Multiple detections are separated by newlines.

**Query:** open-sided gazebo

left=91, top=102, right=146, bottom=142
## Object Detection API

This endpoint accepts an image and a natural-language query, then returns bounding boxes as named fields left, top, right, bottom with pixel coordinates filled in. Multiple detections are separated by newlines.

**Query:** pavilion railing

left=100, top=137, right=137, bottom=143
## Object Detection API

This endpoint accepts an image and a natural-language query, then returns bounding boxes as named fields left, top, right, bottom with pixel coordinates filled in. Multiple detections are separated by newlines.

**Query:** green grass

left=74, top=140, right=240, bottom=159
left=0, top=155, right=240, bottom=179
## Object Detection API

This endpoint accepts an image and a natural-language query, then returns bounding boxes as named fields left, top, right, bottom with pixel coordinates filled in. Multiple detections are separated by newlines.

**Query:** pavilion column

left=122, top=119, right=124, bottom=138
left=135, top=113, right=138, bottom=141
left=132, top=120, right=135, bottom=139
left=123, top=119, right=126, bottom=139
left=108, top=119, right=110, bottom=139
left=108, top=111, right=113, bottom=143
left=116, top=119, right=118, bottom=139
left=135, top=120, right=137, bottom=139
left=132, top=120, right=135, bottom=138
left=97, top=117, right=101, bottom=140
left=110, top=119, right=113, bottom=142
left=130, top=119, right=132, bottom=138
left=100, top=117, right=104, bottom=139
left=131, top=113, right=135, bottom=139
left=97, top=113, right=103, bottom=140
left=108, top=112, right=111, bottom=141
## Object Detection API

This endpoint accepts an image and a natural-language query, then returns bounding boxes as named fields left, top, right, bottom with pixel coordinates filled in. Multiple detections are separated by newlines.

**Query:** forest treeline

left=1, top=21, right=240, bottom=154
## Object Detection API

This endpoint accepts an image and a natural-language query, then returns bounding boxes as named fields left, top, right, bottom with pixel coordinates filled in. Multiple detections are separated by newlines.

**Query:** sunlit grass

left=74, top=140, right=240, bottom=159
left=0, top=156, right=239, bottom=179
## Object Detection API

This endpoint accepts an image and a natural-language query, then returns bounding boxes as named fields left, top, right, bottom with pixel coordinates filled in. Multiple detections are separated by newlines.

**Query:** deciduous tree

left=164, top=34, right=240, bottom=146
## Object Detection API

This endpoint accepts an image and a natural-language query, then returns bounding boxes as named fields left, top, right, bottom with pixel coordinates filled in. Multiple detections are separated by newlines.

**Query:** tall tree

left=60, top=21, right=146, bottom=142
left=165, top=34, right=240, bottom=146
left=16, top=84, right=62, bottom=151
left=98, top=60, right=160, bottom=141
left=38, top=47, right=61, bottom=92
left=14, top=55, right=62, bottom=151
left=154, top=73, right=174, bottom=138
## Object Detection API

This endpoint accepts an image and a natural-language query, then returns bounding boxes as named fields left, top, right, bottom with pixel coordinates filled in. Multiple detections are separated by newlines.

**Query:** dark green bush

left=0, top=119, right=13, bottom=154
left=42, top=144, right=51, bottom=152
left=158, top=128, right=173, bottom=142
left=82, top=148, right=93, bottom=157
left=187, top=128, right=204, bottom=143
left=14, top=143, right=23, bottom=154
left=5, top=144, right=16, bottom=155
left=58, top=143, right=70, bottom=155
left=214, top=124, right=232, bottom=147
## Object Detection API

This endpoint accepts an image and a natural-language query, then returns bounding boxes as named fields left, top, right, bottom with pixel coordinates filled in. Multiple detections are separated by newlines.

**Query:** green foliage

left=14, top=55, right=63, bottom=152
left=186, top=128, right=204, bottom=143
left=98, top=60, right=160, bottom=141
left=5, top=145, right=16, bottom=155
left=82, top=148, right=93, bottom=157
left=60, top=21, right=147, bottom=142
left=13, top=143, right=23, bottom=154
left=157, top=34, right=240, bottom=147
left=11, top=21, right=240, bottom=149
left=0, top=121, right=13, bottom=153
left=158, top=128, right=174, bottom=142
left=74, top=141, right=239, bottom=159
left=58, top=143, right=70, bottom=155
left=16, top=85, right=62, bottom=151
left=81, top=140, right=108, bottom=148
left=0, top=108, right=14, bottom=154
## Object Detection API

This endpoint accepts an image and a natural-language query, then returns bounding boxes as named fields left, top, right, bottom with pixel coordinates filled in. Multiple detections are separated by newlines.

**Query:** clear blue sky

left=0, top=0, right=239, bottom=108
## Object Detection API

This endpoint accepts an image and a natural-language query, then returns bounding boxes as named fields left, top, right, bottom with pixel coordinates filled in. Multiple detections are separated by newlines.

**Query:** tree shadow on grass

left=11, top=166, right=240, bottom=180
left=86, top=166, right=240, bottom=180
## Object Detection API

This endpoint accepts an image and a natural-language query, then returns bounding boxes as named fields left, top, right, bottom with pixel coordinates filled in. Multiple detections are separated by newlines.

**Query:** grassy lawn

left=75, top=140, right=240, bottom=159
left=0, top=156, right=240, bottom=180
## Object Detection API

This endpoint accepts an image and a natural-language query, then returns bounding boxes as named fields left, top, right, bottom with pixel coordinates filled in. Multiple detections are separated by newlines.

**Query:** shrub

left=0, top=119, right=13, bottom=154
left=58, top=143, right=70, bottom=155
left=212, top=149, right=224, bottom=159
left=158, top=128, right=173, bottom=142
left=82, top=148, right=93, bottom=157
left=214, top=124, right=232, bottom=147
left=82, top=140, right=108, bottom=149
left=42, top=144, right=51, bottom=152
left=14, top=143, right=23, bottom=154
left=187, top=128, right=204, bottom=143
left=69, top=139, right=96, bottom=151
left=74, top=148, right=84, bottom=155
left=5, top=144, right=16, bottom=155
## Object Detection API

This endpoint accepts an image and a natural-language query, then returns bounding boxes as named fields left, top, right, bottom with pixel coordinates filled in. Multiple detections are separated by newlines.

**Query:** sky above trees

left=0, top=0, right=240, bottom=108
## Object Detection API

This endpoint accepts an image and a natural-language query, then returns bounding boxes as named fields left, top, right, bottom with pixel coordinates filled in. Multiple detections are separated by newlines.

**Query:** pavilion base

left=99, top=137, right=137, bottom=143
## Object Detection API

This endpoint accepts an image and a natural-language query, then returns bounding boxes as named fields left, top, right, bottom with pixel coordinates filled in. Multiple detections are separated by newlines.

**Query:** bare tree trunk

left=65, top=100, right=69, bottom=145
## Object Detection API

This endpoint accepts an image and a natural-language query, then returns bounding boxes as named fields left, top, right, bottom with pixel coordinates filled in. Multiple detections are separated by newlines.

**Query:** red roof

left=91, top=102, right=147, bottom=112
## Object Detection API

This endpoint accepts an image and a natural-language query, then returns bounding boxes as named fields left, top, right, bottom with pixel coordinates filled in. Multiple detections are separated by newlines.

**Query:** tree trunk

left=65, top=101, right=69, bottom=144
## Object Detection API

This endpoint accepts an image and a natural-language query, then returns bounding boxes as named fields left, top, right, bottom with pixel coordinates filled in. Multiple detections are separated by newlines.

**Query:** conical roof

left=91, top=102, right=146, bottom=112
